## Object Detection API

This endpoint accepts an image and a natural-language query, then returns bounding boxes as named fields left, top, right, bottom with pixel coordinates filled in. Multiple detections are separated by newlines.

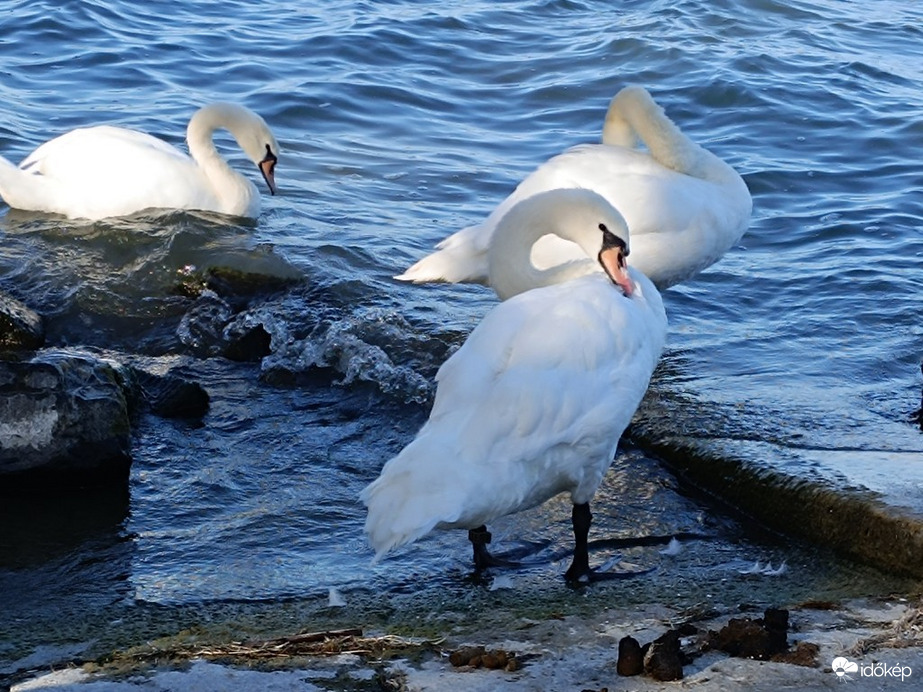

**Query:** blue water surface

left=1, top=0, right=922, bottom=675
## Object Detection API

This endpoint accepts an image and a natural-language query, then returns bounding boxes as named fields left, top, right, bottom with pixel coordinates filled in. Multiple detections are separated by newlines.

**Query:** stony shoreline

left=9, top=596, right=923, bottom=691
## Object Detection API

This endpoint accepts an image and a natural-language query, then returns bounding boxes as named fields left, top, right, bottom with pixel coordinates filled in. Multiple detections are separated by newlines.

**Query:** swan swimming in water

left=362, top=188, right=667, bottom=582
left=396, top=85, right=751, bottom=291
left=0, top=103, right=279, bottom=221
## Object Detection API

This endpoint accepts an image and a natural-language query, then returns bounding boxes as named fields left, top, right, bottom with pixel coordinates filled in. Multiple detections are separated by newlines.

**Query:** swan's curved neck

left=186, top=107, right=239, bottom=180
left=184, top=104, right=259, bottom=214
left=602, top=86, right=737, bottom=184
left=487, top=191, right=612, bottom=300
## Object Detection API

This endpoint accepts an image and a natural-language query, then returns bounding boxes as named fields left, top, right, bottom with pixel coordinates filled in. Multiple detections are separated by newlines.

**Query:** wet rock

left=223, top=318, right=272, bottom=362
left=616, top=635, right=644, bottom=676
left=178, top=291, right=234, bottom=357
left=0, top=291, right=44, bottom=352
left=177, top=291, right=272, bottom=362
left=708, top=608, right=790, bottom=660
left=0, top=350, right=133, bottom=488
left=133, top=369, right=209, bottom=419
left=643, top=629, right=684, bottom=681
left=204, top=265, right=300, bottom=301
left=174, top=264, right=301, bottom=306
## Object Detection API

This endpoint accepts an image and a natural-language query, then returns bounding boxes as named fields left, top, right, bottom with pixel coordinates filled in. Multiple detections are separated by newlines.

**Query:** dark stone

left=708, top=608, right=790, bottom=661
left=616, top=635, right=644, bottom=676
left=763, top=607, right=790, bottom=653
left=173, top=263, right=301, bottom=305
left=177, top=293, right=272, bottom=362
left=133, top=369, right=209, bottom=420
left=0, top=350, right=133, bottom=488
left=0, top=292, right=44, bottom=352
left=205, top=265, right=300, bottom=300
left=643, top=629, right=684, bottom=681
left=177, top=291, right=234, bottom=357
left=223, top=321, right=272, bottom=362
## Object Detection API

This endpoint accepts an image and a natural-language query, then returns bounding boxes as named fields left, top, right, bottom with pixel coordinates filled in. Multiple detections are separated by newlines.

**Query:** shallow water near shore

left=1, top=0, right=922, bottom=681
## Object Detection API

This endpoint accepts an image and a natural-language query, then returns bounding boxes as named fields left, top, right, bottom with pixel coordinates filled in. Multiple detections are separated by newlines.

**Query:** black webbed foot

left=563, top=502, right=656, bottom=585
left=468, top=526, right=551, bottom=571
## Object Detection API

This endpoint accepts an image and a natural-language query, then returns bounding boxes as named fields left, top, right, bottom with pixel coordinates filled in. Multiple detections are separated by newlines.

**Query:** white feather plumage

left=362, top=189, right=667, bottom=573
left=0, top=103, right=278, bottom=220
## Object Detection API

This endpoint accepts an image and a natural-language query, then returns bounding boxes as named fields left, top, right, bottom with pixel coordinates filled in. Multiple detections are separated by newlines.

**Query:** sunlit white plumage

left=0, top=103, right=279, bottom=220
left=362, top=188, right=667, bottom=580
left=397, top=85, right=751, bottom=291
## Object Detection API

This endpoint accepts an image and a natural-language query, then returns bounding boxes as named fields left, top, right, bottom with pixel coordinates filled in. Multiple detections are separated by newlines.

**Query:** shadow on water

left=0, top=486, right=135, bottom=676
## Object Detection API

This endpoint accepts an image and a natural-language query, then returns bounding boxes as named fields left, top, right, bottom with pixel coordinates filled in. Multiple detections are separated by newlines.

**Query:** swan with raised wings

left=397, top=85, right=751, bottom=291
left=0, top=103, right=279, bottom=221
left=362, top=188, right=667, bottom=582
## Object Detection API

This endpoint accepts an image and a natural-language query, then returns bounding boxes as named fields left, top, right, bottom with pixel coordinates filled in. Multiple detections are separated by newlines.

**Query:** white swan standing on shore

left=0, top=103, right=279, bottom=221
left=396, top=85, right=751, bottom=291
left=362, top=188, right=667, bottom=582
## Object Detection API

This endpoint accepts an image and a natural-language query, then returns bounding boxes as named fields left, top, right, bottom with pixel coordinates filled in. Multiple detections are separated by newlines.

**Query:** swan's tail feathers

left=394, top=226, right=490, bottom=285
left=0, top=156, right=54, bottom=213
left=360, top=460, right=462, bottom=563
left=0, top=156, right=22, bottom=208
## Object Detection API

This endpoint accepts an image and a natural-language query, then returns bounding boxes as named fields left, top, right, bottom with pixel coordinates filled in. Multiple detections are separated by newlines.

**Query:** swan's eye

left=261, top=144, right=277, bottom=167
left=599, top=224, right=629, bottom=256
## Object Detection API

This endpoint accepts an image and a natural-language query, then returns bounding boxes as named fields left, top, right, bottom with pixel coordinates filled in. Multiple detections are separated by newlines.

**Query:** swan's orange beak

left=598, top=226, right=633, bottom=297
left=259, top=145, right=278, bottom=195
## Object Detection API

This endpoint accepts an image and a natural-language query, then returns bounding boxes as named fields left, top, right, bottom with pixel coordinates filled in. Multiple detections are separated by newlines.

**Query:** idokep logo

left=832, top=656, right=912, bottom=681
left=832, top=657, right=859, bottom=678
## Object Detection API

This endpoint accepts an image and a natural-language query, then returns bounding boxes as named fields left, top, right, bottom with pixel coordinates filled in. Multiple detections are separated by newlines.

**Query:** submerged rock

left=0, top=350, right=133, bottom=488
left=177, top=291, right=272, bottom=362
left=0, top=291, right=44, bottom=352
left=132, top=368, right=210, bottom=420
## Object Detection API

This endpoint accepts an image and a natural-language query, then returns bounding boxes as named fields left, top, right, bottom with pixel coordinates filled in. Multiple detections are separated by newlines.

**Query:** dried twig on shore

left=849, top=604, right=923, bottom=656
left=102, top=627, right=443, bottom=668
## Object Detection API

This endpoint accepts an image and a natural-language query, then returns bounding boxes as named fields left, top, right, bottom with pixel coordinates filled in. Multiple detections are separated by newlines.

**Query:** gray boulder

left=0, top=350, right=133, bottom=487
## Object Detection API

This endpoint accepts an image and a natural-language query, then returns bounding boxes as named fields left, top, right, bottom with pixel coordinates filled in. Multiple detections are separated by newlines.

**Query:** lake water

left=1, top=0, right=922, bottom=679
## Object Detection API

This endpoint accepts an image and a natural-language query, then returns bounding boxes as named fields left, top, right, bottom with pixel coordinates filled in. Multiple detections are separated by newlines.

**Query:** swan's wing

left=394, top=145, right=641, bottom=284
left=394, top=221, right=492, bottom=284
left=13, top=126, right=218, bottom=218
left=505, top=144, right=752, bottom=287
left=20, top=126, right=190, bottom=179
left=433, top=275, right=664, bottom=438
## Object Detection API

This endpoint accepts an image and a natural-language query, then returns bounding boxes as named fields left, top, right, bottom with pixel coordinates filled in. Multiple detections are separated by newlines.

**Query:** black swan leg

left=564, top=502, right=593, bottom=582
left=563, top=502, right=657, bottom=583
left=468, top=525, right=521, bottom=570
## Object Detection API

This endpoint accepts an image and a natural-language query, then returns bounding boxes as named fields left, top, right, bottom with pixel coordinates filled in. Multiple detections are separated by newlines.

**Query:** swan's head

left=239, top=118, right=279, bottom=196
left=540, top=188, right=634, bottom=296
left=597, top=223, right=633, bottom=297
left=487, top=188, right=635, bottom=300
left=257, top=144, right=278, bottom=196
left=192, top=103, right=280, bottom=195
